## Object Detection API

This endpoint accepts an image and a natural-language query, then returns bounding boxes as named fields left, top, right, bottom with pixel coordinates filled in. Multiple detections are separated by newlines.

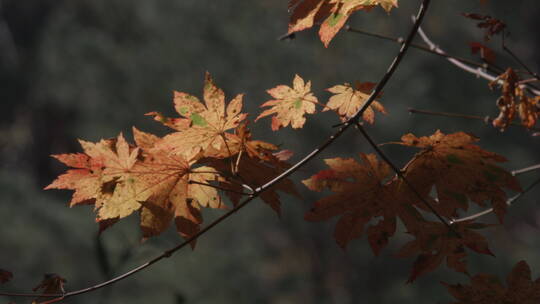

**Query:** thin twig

left=356, top=123, right=459, bottom=236
left=345, top=25, right=503, bottom=75
left=512, top=163, right=540, bottom=176
left=502, top=34, right=540, bottom=81
left=0, top=0, right=432, bottom=301
left=408, top=108, right=540, bottom=133
left=416, top=25, right=540, bottom=96
left=450, top=176, right=540, bottom=224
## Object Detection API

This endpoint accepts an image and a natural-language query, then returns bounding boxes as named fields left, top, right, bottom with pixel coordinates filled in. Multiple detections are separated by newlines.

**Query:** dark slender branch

left=416, top=25, right=540, bottom=96
left=355, top=123, right=459, bottom=236
left=345, top=25, right=503, bottom=75
left=0, top=0, right=432, bottom=301
left=502, top=37, right=540, bottom=81
left=512, top=163, right=540, bottom=176
left=408, top=108, right=540, bottom=133
left=450, top=176, right=540, bottom=224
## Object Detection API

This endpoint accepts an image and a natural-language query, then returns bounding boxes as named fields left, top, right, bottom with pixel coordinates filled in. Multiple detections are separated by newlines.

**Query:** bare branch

left=502, top=33, right=540, bottom=82
left=408, top=108, right=540, bottom=133
left=345, top=25, right=502, bottom=75
left=416, top=25, right=540, bottom=96
left=512, top=163, right=540, bottom=176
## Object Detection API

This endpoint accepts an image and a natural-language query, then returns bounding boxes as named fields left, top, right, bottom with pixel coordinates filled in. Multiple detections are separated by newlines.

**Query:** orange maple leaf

left=47, top=134, right=147, bottom=220
left=47, top=130, right=227, bottom=242
left=133, top=128, right=226, bottom=240
left=393, top=130, right=521, bottom=222
left=398, top=220, right=494, bottom=283
left=303, top=153, right=410, bottom=252
left=155, top=72, right=247, bottom=159
left=325, top=81, right=386, bottom=123
left=288, top=0, right=398, bottom=46
left=443, top=260, right=540, bottom=303
left=256, top=74, right=318, bottom=131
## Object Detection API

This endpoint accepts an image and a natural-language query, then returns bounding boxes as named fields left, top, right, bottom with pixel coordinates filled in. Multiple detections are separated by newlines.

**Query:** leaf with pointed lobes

left=303, top=153, right=415, bottom=253
left=133, top=128, right=226, bottom=244
left=443, top=260, right=540, bottom=304
left=46, top=133, right=147, bottom=221
left=288, top=0, right=398, bottom=47
left=325, top=81, right=386, bottom=123
left=256, top=74, right=318, bottom=131
left=33, top=273, right=66, bottom=294
left=156, top=72, right=247, bottom=159
left=391, top=130, right=521, bottom=222
left=0, top=269, right=12, bottom=284
left=398, top=220, right=494, bottom=283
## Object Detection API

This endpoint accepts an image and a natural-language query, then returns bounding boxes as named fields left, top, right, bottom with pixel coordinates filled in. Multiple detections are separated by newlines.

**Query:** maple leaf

left=133, top=128, right=226, bottom=240
left=398, top=220, right=494, bottom=283
left=288, top=0, right=398, bottom=47
left=443, top=260, right=540, bottom=304
left=393, top=130, right=521, bottom=222
left=256, top=74, right=318, bottom=131
left=44, top=152, right=105, bottom=206
left=303, top=153, right=414, bottom=252
left=46, top=133, right=148, bottom=220
left=325, top=81, right=386, bottom=123
left=47, top=130, right=227, bottom=241
left=156, top=72, right=247, bottom=159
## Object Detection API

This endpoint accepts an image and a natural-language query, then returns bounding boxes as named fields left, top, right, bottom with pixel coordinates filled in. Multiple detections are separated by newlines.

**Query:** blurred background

left=0, top=0, right=539, bottom=303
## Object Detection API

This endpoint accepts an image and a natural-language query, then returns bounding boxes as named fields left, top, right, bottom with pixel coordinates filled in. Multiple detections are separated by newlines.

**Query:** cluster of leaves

left=303, top=131, right=520, bottom=281
left=45, top=73, right=299, bottom=241
left=45, top=70, right=523, bottom=284
left=490, top=68, right=540, bottom=130
left=461, top=13, right=540, bottom=131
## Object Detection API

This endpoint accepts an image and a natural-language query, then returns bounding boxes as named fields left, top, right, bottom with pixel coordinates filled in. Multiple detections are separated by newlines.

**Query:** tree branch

left=0, top=0, right=432, bottom=301
left=512, top=163, right=540, bottom=176
left=345, top=25, right=503, bottom=75
left=416, top=25, right=540, bottom=96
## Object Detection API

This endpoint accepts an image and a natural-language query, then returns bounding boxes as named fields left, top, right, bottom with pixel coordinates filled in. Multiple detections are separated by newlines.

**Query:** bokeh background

left=1, top=0, right=539, bottom=303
